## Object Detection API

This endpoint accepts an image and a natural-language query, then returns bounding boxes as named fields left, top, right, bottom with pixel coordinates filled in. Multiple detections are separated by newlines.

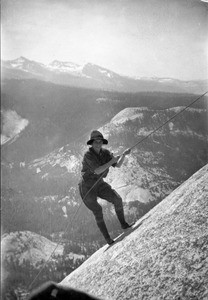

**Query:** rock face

left=61, top=164, right=208, bottom=300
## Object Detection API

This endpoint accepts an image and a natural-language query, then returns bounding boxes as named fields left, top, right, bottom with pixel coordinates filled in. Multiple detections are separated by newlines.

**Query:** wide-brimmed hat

left=87, top=130, right=108, bottom=145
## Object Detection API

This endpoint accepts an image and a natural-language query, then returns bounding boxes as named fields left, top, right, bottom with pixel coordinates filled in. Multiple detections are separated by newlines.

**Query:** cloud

left=1, top=109, right=29, bottom=145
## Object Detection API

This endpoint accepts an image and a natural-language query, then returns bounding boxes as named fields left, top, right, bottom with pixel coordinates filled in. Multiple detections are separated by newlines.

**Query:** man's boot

left=96, top=220, right=114, bottom=245
left=115, top=207, right=132, bottom=229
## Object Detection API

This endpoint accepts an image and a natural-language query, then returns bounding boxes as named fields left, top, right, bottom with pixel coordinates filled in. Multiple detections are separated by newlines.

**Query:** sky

left=1, top=0, right=208, bottom=80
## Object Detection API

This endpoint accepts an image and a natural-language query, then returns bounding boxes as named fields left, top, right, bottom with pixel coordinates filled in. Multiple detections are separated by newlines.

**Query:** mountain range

left=1, top=71, right=207, bottom=238
left=2, top=104, right=207, bottom=238
left=1, top=56, right=208, bottom=299
left=2, top=57, right=207, bottom=94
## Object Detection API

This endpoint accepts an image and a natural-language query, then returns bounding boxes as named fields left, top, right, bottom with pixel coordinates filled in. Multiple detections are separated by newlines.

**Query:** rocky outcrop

left=61, top=164, right=208, bottom=300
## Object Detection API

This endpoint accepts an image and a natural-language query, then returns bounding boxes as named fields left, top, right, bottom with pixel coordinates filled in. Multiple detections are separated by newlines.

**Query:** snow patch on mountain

left=48, top=60, right=81, bottom=70
left=82, top=63, right=117, bottom=80
left=2, top=57, right=207, bottom=94
left=47, top=60, right=90, bottom=78
left=3, top=57, right=45, bottom=72
left=99, top=69, right=113, bottom=78
left=4, top=57, right=29, bottom=69
left=158, top=78, right=177, bottom=83
left=11, top=62, right=28, bottom=70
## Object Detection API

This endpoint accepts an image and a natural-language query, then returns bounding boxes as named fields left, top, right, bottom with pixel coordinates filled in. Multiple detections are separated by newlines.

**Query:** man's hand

left=123, top=148, right=131, bottom=156
left=111, top=155, right=120, bottom=164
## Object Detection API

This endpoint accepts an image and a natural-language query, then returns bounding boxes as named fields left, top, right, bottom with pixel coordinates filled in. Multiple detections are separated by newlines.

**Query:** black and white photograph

left=1, top=0, right=208, bottom=299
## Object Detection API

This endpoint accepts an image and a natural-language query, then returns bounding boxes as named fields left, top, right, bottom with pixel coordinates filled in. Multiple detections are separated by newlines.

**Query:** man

left=79, top=130, right=132, bottom=245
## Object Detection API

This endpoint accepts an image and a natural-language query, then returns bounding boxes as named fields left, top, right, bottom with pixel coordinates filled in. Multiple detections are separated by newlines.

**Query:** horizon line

left=1, top=56, right=208, bottom=83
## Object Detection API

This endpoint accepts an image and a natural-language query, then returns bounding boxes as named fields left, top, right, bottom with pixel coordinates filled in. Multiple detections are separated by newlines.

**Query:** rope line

left=28, top=90, right=207, bottom=290
left=28, top=205, right=81, bottom=290
left=28, top=169, right=108, bottom=291
left=128, top=91, right=207, bottom=151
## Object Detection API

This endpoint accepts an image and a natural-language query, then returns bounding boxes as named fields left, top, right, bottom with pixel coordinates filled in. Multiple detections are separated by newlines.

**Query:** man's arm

left=115, top=148, right=131, bottom=168
left=94, top=156, right=120, bottom=174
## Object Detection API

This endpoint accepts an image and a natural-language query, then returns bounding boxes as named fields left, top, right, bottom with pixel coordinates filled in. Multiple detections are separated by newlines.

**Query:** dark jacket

left=80, top=147, right=116, bottom=183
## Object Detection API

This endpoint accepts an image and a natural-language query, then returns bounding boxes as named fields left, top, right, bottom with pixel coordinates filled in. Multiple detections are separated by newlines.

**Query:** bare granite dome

left=61, top=164, right=208, bottom=300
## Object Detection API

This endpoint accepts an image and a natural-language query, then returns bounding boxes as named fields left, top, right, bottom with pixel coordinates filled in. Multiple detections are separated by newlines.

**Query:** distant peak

left=16, top=56, right=29, bottom=62
left=84, top=62, right=104, bottom=68
left=13, top=56, right=38, bottom=64
left=83, top=62, right=95, bottom=66
left=19, top=56, right=27, bottom=60
left=50, top=60, right=62, bottom=64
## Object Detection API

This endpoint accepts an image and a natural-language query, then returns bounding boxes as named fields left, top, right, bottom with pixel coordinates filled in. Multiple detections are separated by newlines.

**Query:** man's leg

left=79, top=183, right=113, bottom=244
left=97, top=181, right=131, bottom=229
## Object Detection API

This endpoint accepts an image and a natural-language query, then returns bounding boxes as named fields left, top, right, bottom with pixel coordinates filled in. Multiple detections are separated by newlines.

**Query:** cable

left=128, top=91, right=207, bottom=151
left=28, top=169, right=107, bottom=291
left=28, top=203, right=83, bottom=290
left=27, top=90, right=207, bottom=290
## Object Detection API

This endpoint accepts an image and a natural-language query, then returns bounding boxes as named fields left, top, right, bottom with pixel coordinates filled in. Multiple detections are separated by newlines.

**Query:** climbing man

left=79, top=130, right=132, bottom=245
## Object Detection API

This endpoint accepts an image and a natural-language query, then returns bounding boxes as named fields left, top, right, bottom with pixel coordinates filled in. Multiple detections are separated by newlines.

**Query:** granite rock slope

left=61, top=164, right=208, bottom=300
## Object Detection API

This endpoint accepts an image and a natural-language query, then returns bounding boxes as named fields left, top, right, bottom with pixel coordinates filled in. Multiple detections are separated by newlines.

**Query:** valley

left=1, top=72, right=207, bottom=299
